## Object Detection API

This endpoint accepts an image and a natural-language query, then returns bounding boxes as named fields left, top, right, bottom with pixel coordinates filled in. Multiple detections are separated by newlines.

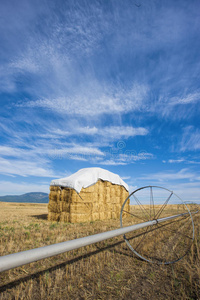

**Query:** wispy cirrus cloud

left=163, top=158, right=200, bottom=165
left=0, top=117, right=150, bottom=165
left=17, top=82, right=148, bottom=116
left=140, top=168, right=200, bottom=182
left=167, top=159, right=185, bottom=164
left=0, top=157, right=59, bottom=178
left=91, top=151, right=154, bottom=166
left=179, top=126, right=200, bottom=152
left=0, top=143, right=104, bottom=177
left=169, top=92, right=200, bottom=105
left=47, top=145, right=104, bottom=160
left=40, top=125, right=148, bottom=141
left=166, top=182, right=200, bottom=203
left=0, top=117, right=151, bottom=168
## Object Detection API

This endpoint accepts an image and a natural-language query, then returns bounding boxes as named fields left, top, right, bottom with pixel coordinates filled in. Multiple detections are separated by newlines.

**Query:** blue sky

left=0, top=0, right=200, bottom=202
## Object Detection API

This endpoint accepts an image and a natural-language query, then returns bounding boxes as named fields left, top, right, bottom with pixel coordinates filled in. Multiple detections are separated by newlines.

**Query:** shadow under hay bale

left=32, top=214, right=48, bottom=220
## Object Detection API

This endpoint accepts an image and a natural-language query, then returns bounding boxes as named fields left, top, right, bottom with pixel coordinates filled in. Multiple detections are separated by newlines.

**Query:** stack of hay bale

left=48, top=167, right=130, bottom=223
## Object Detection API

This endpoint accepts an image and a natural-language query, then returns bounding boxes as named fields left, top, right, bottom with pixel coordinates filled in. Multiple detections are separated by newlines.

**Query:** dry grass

left=0, top=202, right=199, bottom=300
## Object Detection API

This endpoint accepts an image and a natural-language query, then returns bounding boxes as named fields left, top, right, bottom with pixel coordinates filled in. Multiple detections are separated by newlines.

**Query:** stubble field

left=0, top=202, right=199, bottom=300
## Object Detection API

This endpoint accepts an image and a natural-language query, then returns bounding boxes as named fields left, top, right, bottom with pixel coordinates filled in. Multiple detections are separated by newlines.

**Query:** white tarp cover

left=50, top=167, right=129, bottom=193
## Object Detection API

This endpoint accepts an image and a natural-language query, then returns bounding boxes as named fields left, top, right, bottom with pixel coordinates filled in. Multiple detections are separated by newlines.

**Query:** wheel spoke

left=122, top=209, right=147, bottom=222
left=150, top=186, right=155, bottom=220
left=154, top=191, right=173, bottom=219
left=133, top=194, right=150, bottom=221
left=134, top=226, right=151, bottom=251
left=156, top=222, right=193, bottom=240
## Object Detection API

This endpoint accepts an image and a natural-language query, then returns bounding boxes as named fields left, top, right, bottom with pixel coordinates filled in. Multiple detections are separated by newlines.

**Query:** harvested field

left=0, top=202, right=199, bottom=299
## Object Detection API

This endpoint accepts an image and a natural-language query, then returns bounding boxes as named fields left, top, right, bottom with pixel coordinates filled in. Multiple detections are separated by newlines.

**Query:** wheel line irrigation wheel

left=120, top=186, right=195, bottom=265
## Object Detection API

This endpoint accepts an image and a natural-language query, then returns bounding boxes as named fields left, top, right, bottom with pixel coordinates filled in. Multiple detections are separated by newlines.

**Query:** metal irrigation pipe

left=0, top=212, right=189, bottom=273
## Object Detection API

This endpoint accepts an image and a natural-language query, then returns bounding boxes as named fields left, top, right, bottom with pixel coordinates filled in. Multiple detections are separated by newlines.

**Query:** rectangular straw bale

left=115, top=187, right=121, bottom=197
left=110, top=186, right=116, bottom=197
left=98, top=188, right=104, bottom=199
left=84, top=185, right=95, bottom=193
left=70, top=213, right=91, bottom=223
left=48, top=212, right=60, bottom=221
left=61, top=188, right=71, bottom=202
left=99, top=203, right=106, bottom=213
left=99, top=212, right=107, bottom=220
left=124, top=199, right=130, bottom=212
left=50, top=186, right=60, bottom=192
left=111, top=212, right=117, bottom=219
left=92, top=202, right=100, bottom=211
left=107, top=181, right=112, bottom=188
left=104, top=211, right=112, bottom=219
left=48, top=200, right=61, bottom=213
left=104, top=203, right=112, bottom=212
left=70, top=203, right=92, bottom=214
left=120, top=186, right=128, bottom=202
left=110, top=195, right=120, bottom=204
left=70, top=191, right=79, bottom=203
left=49, top=190, right=60, bottom=202
left=91, top=212, right=100, bottom=221
left=87, top=194, right=98, bottom=202
left=79, top=191, right=97, bottom=202
left=105, top=186, right=111, bottom=194
left=98, top=194, right=104, bottom=204
left=105, top=193, right=111, bottom=203
left=60, top=201, right=70, bottom=212
left=115, top=196, right=121, bottom=204
left=59, top=212, right=70, bottom=223
left=103, top=181, right=110, bottom=187
left=112, top=204, right=121, bottom=213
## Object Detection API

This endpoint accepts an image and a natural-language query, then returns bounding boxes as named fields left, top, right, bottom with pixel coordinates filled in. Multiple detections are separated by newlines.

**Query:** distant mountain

left=0, top=192, right=49, bottom=203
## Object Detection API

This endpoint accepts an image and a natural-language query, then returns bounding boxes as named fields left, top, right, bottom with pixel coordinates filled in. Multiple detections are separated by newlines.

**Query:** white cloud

left=164, top=158, right=200, bottom=165
left=180, top=126, right=200, bottom=152
left=10, top=57, right=39, bottom=74
left=169, top=92, right=200, bottom=105
left=39, top=127, right=98, bottom=139
left=93, top=151, right=154, bottom=166
left=128, top=185, right=138, bottom=194
left=103, top=126, right=148, bottom=138
left=96, top=160, right=127, bottom=166
left=54, top=127, right=99, bottom=136
left=168, top=159, right=185, bottom=163
left=168, top=182, right=200, bottom=203
left=0, top=142, right=104, bottom=160
left=0, top=157, right=60, bottom=178
left=0, top=124, right=152, bottom=167
left=39, top=125, right=148, bottom=141
left=66, top=155, right=88, bottom=162
left=140, top=168, right=199, bottom=182
left=0, top=146, right=40, bottom=160
left=0, top=143, right=106, bottom=174
left=47, top=145, right=104, bottom=159
left=17, top=82, right=148, bottom=116
left=121, top=176, right=131, bottom=180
